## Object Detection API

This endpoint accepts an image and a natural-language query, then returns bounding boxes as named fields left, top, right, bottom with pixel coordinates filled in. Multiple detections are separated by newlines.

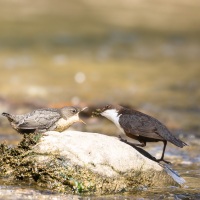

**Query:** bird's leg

left=118, top=135, right=127, bottom=142
left=156, top=141, right=171, bottom=164
left=118, top=136, right=158, bottom=162
left=118, top=135, right=146, bottom=147
left=161, top=141, right=167, bottom=160
left=136, top=141, right=146, bottom=147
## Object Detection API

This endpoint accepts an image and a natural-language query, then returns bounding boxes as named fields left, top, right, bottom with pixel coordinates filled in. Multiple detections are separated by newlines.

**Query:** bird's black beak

left=92, top=104, right=111, bottom=116
left=81, top=107, right=88, bottom=112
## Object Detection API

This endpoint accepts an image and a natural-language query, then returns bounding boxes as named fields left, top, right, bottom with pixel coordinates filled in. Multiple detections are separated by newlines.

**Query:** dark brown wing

left=119, top=112, right=187, bottom=147
left=119, top=114, right=163, bottom=140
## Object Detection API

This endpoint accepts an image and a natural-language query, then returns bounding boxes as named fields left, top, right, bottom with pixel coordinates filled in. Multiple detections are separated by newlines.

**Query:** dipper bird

left=2, top=106, right=86, bottom=134
left=97, top=104, right=187, bottom=163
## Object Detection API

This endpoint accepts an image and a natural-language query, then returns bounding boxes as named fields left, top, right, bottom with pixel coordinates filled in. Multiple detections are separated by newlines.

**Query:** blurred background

left=0, top=0, right=200, bottom=198
left=0, top=0, right=200, bottom=141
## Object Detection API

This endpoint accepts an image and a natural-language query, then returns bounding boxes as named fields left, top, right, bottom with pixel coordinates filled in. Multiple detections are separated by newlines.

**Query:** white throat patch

left=101, top=109, right=124, bottom=133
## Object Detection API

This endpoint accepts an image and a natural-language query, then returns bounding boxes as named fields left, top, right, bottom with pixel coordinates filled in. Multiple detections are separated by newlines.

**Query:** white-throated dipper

left=97, top=104, right=187, bottom=163
left=2, top=106, right=86, bottom=134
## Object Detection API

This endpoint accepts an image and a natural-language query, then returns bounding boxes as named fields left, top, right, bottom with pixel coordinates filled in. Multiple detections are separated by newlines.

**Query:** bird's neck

left=56, top=114, right=80, bottom=132
left=101, top=109, right=121, bottom=126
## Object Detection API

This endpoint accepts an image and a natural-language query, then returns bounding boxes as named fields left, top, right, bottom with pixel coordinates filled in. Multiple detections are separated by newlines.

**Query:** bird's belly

left=138, top=136, right=162, bottom=143
left=11, top=122, right=19, bottom=131
left=125, top=132, right=140, bottom=140
left=126, top=132, right=163, bottom=143
left=54, top=118, right=70, bottom=132
left=116, top=124, right=125, bottom=134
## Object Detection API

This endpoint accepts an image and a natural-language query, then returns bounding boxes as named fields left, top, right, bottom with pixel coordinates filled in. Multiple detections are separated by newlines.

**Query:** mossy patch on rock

left=0, top=131, right=182, bottom=195
left=0, top=133, right=43, bottom=176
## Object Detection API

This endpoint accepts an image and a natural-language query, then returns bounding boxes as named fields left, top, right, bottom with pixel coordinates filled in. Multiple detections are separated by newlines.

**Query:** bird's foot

left=156, top=159, right=171, bottom=165
left=43, top=132, right=50, bottom=136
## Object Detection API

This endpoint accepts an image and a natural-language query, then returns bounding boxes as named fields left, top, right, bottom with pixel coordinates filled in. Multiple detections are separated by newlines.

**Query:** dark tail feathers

left=2, top=112, right=13, bottom=122
left=171, top=137, right=188, bottom=148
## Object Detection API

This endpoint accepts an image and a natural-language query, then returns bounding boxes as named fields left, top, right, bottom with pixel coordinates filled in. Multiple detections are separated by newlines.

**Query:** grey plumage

left=2, top=106, right=83, bottom=134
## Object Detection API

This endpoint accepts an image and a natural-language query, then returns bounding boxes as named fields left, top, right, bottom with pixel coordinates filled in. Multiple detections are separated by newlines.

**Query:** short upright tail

left=2, top=112, right=14, bottom=122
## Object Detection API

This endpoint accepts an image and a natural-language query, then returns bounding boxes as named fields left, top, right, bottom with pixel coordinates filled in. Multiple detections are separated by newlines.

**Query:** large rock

left=28, top=130, right=185, bottom=194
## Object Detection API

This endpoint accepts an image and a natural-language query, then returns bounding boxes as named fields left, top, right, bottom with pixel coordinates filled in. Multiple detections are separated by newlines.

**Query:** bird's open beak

left=78, top=107, right=88, bottom=124
left=81, top=107, right=88, bottom=111
left=79, top=118, right=86, bottom=124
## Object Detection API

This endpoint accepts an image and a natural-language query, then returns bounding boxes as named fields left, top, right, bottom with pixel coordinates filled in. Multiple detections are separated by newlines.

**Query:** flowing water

left=0, top=59, right=200, bottom=199
left=0, top=1, right=200, bottom=198
left=0, top=58, right=200, bottom=199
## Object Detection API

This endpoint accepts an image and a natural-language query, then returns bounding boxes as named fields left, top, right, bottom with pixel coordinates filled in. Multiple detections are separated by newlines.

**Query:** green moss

left=0, top=133, right=176, bottom=195
left=0, top=133, right=42, bottom=175
left=18, top=133, right=43, bottom=150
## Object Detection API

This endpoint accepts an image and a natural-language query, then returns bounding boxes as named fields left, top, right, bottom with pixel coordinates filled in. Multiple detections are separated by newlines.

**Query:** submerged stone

left=0, top=131, right=185, bottom=194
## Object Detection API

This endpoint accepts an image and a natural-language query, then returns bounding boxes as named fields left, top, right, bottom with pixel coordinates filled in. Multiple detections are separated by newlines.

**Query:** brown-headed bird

left=97, top=104, right=187, bottom=163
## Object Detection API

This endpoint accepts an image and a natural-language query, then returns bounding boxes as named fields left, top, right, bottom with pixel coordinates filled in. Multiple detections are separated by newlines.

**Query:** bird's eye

left=71, top=109, right=77, bottom=114
left=106, top=105, right=110, bottom=109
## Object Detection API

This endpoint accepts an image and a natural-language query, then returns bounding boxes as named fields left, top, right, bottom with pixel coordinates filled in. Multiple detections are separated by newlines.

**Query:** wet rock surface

left=0, top=185, right=80, bottom=200
left=0, top=130, right=182, bottom=195
left=36, top=131, right=164, bottom=175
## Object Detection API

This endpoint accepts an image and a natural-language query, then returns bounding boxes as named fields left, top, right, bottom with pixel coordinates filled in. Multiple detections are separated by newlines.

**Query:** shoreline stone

left=0, top=130, right=184, bottom=194
left=32, top=131, right=178, bottom=193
